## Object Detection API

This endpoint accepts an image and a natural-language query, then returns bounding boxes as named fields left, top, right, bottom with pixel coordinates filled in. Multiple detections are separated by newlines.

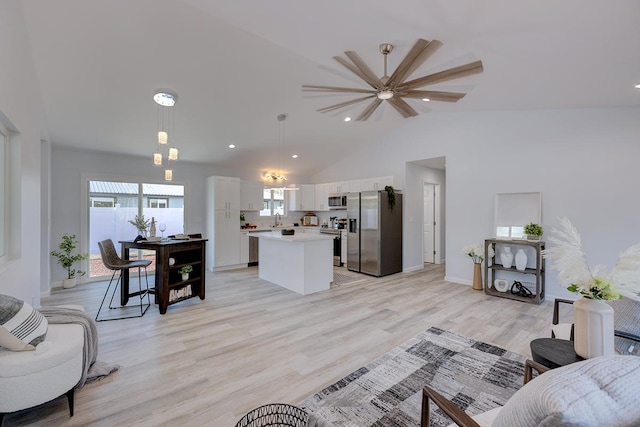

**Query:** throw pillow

left=0, top=294, right=48, bottom=351
left=493, top=355, right=640, bottom=427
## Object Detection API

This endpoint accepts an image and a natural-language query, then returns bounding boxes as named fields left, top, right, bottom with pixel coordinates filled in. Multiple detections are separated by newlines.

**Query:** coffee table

left=530, top=338, right=584, bottom=369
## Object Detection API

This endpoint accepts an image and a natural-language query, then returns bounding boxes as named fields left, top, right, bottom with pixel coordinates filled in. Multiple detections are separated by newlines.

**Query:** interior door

left=423, top=184, right=435, bottom=263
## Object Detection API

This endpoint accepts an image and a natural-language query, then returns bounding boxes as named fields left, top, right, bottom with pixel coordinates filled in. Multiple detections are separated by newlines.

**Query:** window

left=260, top=188, right=285, bottom=217
left=87, top=180, right=184, bottom=277
left=149, top=198, right=168, bottom=208
left=90, top=197, right=116, bottom=208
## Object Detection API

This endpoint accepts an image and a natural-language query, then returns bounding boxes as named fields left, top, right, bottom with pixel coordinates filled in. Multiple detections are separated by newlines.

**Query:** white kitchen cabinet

left=240, top=180, right=263, bottom=211
left=288, top=184, right=316, bottom=211
left=240, top=231, right=250, bottom=264
left=212, top=176, right=240, bottom=211
left=328, top=181, right=350, bottom=194
left=351, top=176, right=394, bottom=192
left=315, top=183, right=330, bottom=211
left=206, top=176, right=241, bottom=270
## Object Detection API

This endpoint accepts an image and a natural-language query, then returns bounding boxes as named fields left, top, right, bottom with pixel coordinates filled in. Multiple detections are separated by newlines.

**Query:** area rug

left=300, top=327, right=527, bottom=426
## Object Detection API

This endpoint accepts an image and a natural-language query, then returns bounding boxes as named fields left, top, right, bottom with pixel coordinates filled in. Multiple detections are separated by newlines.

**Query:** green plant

left=128, top=214, right=150, bottom=234
left=384, top=185, right=396, bottom=210
left=523, top=222, right=544, bottom=236
left=51, top=233, right=89, bottom=279
left=240, top=212, right=246, bottom=222
left=179, top=265, right=193, bottom=275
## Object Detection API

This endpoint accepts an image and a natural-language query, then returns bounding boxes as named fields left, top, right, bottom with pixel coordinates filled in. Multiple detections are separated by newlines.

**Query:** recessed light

left=422, top=98, right=430, bottom=102
left=344, top=117, right=352, bottom=122
left=228, top=144, right=236, bottom=149
left=635, top=83, right=640, bottom=89
left=292, top=154, right=298, bottom=158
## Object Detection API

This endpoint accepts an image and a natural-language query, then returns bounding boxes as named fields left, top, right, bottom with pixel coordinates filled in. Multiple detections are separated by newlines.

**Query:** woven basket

left=235, top=403, right=308, bottom=427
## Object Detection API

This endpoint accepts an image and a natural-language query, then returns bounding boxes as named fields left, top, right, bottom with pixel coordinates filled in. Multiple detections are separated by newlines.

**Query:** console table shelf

left=484, top=238, right=545, bottom=305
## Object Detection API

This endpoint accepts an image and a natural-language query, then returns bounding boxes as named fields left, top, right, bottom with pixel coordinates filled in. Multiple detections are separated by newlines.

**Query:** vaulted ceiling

left=20, top=0, right=640, bottom=179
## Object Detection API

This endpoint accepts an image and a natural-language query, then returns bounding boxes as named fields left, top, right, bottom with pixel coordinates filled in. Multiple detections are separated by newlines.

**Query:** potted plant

left=523, top=222, right=544, bottom=240
left=51, top=233, right=89, bottom=288
left=128, top=214, right=150, bottom=236
left=179, top=265, right=193, bottom=281
left=384, top=185, right=397, bottom=210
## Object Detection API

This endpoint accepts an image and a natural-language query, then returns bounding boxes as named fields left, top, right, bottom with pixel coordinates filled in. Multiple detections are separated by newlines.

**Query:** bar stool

left=95, top=239, right=151, bottom=321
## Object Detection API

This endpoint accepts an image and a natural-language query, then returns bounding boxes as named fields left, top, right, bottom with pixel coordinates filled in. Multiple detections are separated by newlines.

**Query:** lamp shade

left=164, top=169, right=173, bottom=181
left=168, top=147, right=178, bottom=161
left=153, top=152, right=162, bottom=166
left=158, top=131, right=168, bottom=144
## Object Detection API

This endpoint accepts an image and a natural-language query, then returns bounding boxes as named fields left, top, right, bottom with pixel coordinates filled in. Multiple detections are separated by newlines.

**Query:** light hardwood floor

left=7, top=264, right=554, bottom=426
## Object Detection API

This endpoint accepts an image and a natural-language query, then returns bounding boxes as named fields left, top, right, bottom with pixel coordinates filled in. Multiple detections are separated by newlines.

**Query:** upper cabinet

left=350, top=176, right=394, bottom=192
left=315, top=183, right=330, bottom=211
left=211, top=176, right=240, bottom=211
left=327, top=181, right=351, bottom=194
left=288, top=184, right=316, bottom=211
left=240, top=180, right=264, bottom=211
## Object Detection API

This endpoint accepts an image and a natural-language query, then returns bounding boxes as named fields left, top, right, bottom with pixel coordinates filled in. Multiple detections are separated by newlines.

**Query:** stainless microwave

left=328, top=193, right=347, bottom=210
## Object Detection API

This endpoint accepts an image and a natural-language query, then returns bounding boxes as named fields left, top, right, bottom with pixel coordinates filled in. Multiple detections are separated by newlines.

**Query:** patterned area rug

left=300, top=327, right=527, bottom=426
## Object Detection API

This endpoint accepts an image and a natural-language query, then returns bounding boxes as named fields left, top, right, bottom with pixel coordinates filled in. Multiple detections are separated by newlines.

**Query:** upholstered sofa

left=0, top=304, right=85, bottom=425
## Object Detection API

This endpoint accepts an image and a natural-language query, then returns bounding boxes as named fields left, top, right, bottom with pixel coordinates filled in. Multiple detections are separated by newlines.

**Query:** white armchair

left=0, top=315, right=85, bottom=425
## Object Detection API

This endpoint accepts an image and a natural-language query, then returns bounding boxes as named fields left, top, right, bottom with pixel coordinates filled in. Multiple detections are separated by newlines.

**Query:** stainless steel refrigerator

left=347, top=190, right=403, bottom=277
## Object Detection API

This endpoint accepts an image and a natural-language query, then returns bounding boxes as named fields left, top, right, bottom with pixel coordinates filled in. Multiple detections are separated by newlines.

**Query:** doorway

left=423, top=183, right=441, bottom=264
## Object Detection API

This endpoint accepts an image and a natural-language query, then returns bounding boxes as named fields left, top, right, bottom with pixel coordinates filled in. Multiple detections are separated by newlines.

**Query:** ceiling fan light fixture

left=377, top=90, right=394, bottom=100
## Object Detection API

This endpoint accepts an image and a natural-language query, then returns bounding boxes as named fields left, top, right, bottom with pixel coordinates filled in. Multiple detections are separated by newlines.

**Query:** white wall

left=0, top=0, right=48, bottom=305
left=311, top=107, right=640, bottom=300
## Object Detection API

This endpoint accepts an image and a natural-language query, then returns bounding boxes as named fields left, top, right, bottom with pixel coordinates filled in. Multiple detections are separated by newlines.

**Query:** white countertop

left=253, top=230, right=332, bottom=242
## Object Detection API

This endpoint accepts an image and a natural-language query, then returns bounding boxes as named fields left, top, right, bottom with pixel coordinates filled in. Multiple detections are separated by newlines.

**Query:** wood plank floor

left=6, top=264, right=554, bottom=426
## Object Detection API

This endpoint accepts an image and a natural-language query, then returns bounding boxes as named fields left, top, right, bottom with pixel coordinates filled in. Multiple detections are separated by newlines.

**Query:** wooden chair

left=95, top=239, right=151, bottom=321
left=422, top=356, right=640, bottom=426
left=552, top=298, right=640, bottom=355
left=421, top=359, right=548, bottom=427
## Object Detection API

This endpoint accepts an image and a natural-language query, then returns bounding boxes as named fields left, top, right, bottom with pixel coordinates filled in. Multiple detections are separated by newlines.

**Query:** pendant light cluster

left=152, top=89, right=179, bottom=181
left=263, top=113, right=289, bottom=182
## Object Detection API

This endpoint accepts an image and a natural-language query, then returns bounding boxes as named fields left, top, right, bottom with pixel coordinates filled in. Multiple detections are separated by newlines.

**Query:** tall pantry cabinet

left=206, top=176, right=241, bottom=270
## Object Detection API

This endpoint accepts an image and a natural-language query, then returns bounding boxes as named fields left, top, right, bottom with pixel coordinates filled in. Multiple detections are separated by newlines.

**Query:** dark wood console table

left=119, top=238, right=207, bottom=314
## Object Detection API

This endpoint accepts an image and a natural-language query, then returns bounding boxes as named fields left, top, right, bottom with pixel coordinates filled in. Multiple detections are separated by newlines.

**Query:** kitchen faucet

left=274, top=213, right=281, bottom=227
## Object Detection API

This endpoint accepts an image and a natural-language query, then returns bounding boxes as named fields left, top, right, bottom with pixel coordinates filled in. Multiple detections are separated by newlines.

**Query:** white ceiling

left=20, top=0, right=640, bottom=179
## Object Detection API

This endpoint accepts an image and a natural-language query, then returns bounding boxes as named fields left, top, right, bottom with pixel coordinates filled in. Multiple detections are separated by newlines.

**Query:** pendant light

left=152, top=89, right=179, bottom=181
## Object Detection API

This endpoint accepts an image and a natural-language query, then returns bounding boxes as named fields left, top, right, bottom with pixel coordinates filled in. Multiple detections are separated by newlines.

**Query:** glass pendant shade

left=158, top=131, right=168, bottom=144
left=153, top=152, right=162, bottom=166
left=164, top=169, right=173, bottom=181
left=168, top=147, right=178, bottom=161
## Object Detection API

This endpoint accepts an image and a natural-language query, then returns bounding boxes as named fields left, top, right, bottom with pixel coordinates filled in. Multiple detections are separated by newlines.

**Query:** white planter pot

left=62, top=277, right=77, bottom=289
left=182, top=274, right=189, bottom=281
left=573, top=297, right=615, bottom=359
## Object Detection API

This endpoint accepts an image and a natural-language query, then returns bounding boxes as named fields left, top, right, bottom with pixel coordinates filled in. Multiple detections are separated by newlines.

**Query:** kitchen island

left=255, top=230, right=333, bottom=295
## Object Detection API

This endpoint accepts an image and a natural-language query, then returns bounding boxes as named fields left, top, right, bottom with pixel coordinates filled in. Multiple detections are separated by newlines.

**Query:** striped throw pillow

left=0, top=294, right=48, bottom=351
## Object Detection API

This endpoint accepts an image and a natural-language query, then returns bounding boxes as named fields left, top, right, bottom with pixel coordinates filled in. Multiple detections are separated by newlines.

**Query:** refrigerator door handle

left=349, top=218, right=357, bottom=233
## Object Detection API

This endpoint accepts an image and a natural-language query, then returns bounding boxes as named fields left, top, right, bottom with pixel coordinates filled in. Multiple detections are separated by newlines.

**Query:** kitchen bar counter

left=255, top=231, right=333, bottom=295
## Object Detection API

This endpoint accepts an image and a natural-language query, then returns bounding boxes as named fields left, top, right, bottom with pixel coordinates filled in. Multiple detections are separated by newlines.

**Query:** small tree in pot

left=179, top=265, right=193, bottom=281
left=51, top=233, right=89, bottom=288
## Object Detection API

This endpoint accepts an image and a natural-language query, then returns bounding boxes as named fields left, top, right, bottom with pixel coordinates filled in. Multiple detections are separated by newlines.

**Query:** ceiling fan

left=302, top=39, right=483, bottom=121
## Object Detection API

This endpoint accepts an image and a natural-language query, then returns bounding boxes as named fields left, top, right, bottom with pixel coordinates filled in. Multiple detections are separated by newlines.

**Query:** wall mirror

left=494, top=192, right=541, bottom=238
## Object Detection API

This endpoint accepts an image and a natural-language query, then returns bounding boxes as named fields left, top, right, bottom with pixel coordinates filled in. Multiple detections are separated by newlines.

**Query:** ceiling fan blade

left=355, top=99, right=383, bottom=121
left=388, top=39, right=443, bottom=87
left=401, top=60, right=484, bottom=90
left=387, top=97, right=419, bottom=119
left=400, top=90, right=467, bottom=102
left=316, top=95, right=375, bottom=113
left=343, top=51, right=383, bottom=89
left=302, top=85, right=376, bottom=94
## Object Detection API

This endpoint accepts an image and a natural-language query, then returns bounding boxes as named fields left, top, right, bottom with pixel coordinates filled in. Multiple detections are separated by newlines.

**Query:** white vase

left=500, top=247, right=513, bottom=268
left=515, top=248, right=527, bottom=271
left=573, top=297, right=615, bottom=359
left=182, top=273, right=189, bottom=281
